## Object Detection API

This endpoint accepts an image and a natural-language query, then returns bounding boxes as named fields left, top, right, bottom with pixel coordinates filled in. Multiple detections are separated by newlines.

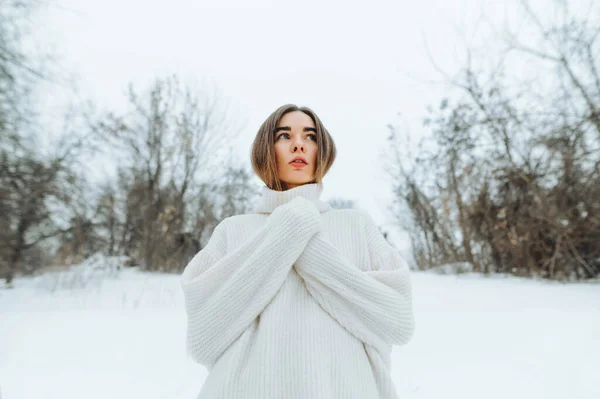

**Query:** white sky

left=33, top=0, right=575, bottom=248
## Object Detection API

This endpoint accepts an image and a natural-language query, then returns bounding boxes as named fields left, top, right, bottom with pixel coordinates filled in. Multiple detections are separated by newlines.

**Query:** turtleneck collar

left=254, top=182, right=333, bottom=214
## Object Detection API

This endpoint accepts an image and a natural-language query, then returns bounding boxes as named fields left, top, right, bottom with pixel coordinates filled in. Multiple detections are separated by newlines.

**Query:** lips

left=289, top=157, right=308, bottom=165
left=289, top=157, right=308, bottom=168
left=290, top=161, right=308, bottom=168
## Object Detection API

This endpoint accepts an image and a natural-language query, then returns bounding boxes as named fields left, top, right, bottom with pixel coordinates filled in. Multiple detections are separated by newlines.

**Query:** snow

left=1, top=258, right=599, bottom=399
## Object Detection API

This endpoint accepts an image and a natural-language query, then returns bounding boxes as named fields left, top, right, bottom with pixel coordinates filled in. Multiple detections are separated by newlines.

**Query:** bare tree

left=90, top=75, right=251, bottom=272
left=387, top=1, right=600, bottom=280
left=0, top=0, right=89, bottom=286
left=0, top=139, right=88, bottom=284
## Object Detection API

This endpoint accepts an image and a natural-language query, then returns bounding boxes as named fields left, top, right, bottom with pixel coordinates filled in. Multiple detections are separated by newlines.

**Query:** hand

left=271, top=196, right=322, bottom=233
left=288, top=196, right=320, bottom=219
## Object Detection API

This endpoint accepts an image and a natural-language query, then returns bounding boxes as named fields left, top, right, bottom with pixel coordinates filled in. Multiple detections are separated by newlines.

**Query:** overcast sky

left=33, top=0, right=571, bottom=249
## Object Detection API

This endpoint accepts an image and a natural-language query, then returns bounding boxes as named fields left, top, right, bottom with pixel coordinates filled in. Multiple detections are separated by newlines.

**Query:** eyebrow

left=274, top=126, right=317, bottom=134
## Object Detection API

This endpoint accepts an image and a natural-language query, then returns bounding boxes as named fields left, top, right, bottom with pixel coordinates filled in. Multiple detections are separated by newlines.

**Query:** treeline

left=388, top=2, right=600, bottom=280
left=2, top=76, right=259, bottom=284
left=2, top=1, right=598, bottom=284
left=0, top=2, right=257, bottom=285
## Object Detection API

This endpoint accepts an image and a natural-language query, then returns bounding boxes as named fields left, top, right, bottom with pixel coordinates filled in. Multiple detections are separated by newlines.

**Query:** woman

left=180, top=104, right=415, bottom=399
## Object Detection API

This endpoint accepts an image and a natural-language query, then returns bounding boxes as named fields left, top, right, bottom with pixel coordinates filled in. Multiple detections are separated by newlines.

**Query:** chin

left=282, top=176, right=315, bottom=189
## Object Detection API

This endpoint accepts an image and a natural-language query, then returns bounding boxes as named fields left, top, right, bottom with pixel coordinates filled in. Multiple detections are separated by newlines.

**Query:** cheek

left=273, top=143, right=285, bottom=163
left=309, top=143, right=318, bottom=164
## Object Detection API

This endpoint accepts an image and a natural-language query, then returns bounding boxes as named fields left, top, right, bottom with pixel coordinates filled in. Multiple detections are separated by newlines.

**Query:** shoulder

left=206, top=213, right=264, bottom=253
left=323, top=208, right=379, bottom=235
left=329, top=208, right=388, bottom=243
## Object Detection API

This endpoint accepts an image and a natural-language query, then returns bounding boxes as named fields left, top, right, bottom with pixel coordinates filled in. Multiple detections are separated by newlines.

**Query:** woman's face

left=274, top=111, right=318, bottom=190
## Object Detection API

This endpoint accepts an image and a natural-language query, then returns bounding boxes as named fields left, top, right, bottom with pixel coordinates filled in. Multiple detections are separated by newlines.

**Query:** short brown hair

left=251, top=104, right=336, bottom=191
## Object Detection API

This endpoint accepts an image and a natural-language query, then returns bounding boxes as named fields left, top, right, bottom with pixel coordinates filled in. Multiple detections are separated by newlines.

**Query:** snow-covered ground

left=1, top=259, right=599, bottom=399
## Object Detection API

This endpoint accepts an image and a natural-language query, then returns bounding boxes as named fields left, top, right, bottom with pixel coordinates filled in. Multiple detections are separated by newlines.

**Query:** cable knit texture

left=180, top=182, right=415, bottom=399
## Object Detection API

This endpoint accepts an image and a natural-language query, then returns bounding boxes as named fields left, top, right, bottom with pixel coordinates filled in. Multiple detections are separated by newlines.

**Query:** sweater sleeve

left=293, top=211, right=415, bottom=355
left=180, top=196, right=321, bottom=368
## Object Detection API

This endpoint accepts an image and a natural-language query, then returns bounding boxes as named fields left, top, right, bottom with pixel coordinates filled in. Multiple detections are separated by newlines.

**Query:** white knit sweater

left=181, top=183, right=415, bottom=399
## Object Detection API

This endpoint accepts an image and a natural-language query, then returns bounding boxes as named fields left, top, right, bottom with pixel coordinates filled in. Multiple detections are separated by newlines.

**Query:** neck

left=254, top=182, right=332, bottom=214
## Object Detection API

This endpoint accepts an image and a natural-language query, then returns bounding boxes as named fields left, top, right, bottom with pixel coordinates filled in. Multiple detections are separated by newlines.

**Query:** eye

left=276, top=133, right=290, bottom=140
left=307, top=134, right=317, bottom=141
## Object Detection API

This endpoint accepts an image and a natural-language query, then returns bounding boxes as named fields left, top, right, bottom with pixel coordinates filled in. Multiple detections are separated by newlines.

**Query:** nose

left=291, top=137, right=305, bottom=153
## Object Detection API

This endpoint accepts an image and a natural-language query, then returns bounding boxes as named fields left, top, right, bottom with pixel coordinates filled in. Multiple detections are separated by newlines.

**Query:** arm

left=180, top=196, right=320, bottom=368
left=294, top=211, right=415, bottom=355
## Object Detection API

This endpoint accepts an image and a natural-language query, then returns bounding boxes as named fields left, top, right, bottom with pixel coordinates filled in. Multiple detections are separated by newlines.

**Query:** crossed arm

left=180, top=196, right=320, bottom=367
left=181, top=196, right=414, bottom=368
left=293, top=209, right=415, bottom=356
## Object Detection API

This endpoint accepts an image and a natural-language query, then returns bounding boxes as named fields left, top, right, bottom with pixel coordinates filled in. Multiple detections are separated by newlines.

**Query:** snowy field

left=1, top=257, right=599, bottom=399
